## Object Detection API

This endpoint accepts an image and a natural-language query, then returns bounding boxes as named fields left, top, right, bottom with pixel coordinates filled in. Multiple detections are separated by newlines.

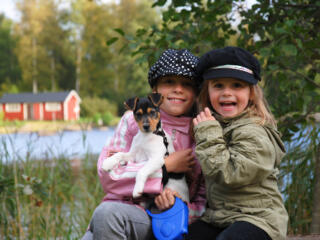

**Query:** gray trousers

left=81, top=201, right=154, bottom=240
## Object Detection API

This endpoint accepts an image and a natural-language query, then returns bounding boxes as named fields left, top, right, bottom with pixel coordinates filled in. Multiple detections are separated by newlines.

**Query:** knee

left=93, top=202, right=124, bottom=225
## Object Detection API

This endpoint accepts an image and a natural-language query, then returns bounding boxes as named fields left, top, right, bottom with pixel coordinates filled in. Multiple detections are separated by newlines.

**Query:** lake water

left=0, top=128, right=115, bottom=162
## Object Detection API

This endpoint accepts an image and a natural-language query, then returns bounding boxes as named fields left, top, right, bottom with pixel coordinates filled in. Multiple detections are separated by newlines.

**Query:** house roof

left=0, top=91, right=76, bottom=103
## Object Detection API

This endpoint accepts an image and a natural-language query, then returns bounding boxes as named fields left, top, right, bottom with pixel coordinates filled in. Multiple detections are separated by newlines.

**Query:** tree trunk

left=311, top=142, right=320, bottom=234
left=75, top=43, right=81, bottom=93
left=32, top=37, right=38, bottom=93
left=51, top=56, right=56, bottom=91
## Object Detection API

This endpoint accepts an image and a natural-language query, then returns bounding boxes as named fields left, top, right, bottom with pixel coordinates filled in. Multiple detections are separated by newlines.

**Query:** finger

left=189, top=159, right=196, bottom=167
left=155, top=194, right=165, bottom=209
left=193, top=118, right=198, bottom=126
left=200, top=111, right=206, bottom=119
left=185, top=148, right=193, bottom=154
left=204, top=107, right=212, bottom=117
left=172, top=191, right=182, bottom=200
left=166, top=192, right=175, bottom=207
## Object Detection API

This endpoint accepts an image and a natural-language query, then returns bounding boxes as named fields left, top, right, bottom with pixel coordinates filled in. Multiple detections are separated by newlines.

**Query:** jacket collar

left=212, top=110, right=251, bottom=127
left=160, top=110, right=192, bottom=134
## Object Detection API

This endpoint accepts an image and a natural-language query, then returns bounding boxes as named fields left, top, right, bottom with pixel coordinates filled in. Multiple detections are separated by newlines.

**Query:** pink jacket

left=97, top=110, right=206, bottom=222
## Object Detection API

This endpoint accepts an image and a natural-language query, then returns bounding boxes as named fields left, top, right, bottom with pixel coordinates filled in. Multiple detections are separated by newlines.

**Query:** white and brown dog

left=102, top=93, right=189, bottom=202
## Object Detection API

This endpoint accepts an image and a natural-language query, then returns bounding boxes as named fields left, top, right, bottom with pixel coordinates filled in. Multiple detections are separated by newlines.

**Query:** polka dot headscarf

left=148, top=49, right=199, bottom=88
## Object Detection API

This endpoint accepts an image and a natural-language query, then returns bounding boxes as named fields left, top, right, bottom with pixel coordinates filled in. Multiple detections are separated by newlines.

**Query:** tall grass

left=0, top=135, right=104, bottom=239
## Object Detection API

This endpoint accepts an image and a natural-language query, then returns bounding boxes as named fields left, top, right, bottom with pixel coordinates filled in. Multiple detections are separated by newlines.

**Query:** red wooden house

left=0, top=90, right=81, bottom=121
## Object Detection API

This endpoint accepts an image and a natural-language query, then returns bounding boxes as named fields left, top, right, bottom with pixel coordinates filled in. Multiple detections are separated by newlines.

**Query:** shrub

left=80, top=97, right=117, bottom=118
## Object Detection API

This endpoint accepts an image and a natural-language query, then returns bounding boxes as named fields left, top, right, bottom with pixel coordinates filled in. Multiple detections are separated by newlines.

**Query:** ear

left=124, top=97, right=139, bottom=111
left=148, top=93, right=163, bottom=107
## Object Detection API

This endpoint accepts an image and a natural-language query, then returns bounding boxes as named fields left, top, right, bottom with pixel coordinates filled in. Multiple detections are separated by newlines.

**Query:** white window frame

left=5, top=103, right=21, bottom=113
left=45, top=102, right=61, bottom=112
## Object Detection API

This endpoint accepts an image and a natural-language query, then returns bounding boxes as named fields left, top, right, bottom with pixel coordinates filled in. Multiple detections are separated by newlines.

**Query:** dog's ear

left=124, top=97, right=139, bottom=111
left=148, top=93, right=163, bottom=107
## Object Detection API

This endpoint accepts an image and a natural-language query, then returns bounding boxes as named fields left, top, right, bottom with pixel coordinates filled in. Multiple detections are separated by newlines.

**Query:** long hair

left=198, top=80, right=277, bottom=127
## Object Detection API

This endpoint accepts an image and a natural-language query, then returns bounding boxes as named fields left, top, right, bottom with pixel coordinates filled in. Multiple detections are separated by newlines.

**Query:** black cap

left=148, top=49, right=199, bottom=88
left=196, top=46, right=261, bottom=85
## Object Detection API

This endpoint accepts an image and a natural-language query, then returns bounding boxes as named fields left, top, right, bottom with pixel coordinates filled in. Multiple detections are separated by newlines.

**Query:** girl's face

left=154, top=75, right=196, bottom=117
left=208, top=78, right=251, bottom=118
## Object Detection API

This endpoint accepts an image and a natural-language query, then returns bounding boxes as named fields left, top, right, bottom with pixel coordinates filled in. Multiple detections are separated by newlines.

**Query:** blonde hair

left=198, top=80, right=276, bottom=127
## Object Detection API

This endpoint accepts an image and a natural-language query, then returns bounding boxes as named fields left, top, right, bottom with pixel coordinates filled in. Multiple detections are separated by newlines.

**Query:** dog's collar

left=153, top=121, right=169, bottom=157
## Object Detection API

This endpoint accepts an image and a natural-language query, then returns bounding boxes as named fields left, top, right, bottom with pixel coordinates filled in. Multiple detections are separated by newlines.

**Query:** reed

left=0, top=135, right=104, bottom=239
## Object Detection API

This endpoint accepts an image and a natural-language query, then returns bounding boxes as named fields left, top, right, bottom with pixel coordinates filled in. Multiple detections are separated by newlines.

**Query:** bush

left=102, top=112, right=113, bottom=126
left=80, top=97, right=117, bottom=118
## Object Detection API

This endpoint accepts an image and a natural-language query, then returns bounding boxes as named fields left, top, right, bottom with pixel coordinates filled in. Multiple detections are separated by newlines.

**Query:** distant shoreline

left=0, top=121, right=110, bottom=135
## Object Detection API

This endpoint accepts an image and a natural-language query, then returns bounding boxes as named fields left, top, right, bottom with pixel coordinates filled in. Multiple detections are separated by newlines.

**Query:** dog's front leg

left=132, top=156, right=164, bottom=198
left=102, top=151, right=134, bottom=172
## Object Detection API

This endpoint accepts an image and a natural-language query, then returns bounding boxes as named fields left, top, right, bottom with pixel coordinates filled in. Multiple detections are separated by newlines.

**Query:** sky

left=0, top=0, right=257, bottom=22
left=0, top=0, right=20, bottom=20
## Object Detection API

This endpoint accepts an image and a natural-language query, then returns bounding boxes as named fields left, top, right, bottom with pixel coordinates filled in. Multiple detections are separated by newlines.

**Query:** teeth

left=221, top=102, right=235, bottom=106
left=169, top=98, right=184, bottom=102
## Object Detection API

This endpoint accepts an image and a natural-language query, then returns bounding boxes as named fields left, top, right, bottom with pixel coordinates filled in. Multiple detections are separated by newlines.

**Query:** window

left=5, top=103, right=21, bottom=112
left=45, top=102, right=61, bottom=111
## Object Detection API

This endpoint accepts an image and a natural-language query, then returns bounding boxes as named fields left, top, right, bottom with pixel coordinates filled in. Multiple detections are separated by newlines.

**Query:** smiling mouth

left=168, top=97, right=186, bottom=103
left=220, top=102, right=236, bottom=106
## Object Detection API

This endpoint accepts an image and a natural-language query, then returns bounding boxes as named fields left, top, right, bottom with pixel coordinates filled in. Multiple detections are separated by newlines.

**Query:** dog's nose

left=143, top=123, right=150, bottom=131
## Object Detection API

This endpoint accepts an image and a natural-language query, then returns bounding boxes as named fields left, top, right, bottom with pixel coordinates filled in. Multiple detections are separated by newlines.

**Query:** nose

left=143, top=124, right=150, bottom=131
left=173, top=83, right=184, bottom=93
left=222, top=87, right=232, bottom=96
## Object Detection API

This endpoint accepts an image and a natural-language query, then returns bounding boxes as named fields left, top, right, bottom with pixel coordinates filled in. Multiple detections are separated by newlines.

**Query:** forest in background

left=0, top=0, right=320, bottom=236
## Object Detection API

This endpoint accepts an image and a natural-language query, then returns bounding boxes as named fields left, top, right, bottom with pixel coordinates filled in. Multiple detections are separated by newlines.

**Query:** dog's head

left=124, top=93, right=163, bottom=133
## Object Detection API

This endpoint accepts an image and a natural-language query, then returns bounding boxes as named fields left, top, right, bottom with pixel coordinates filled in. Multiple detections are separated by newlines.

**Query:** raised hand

left=193, top=107, right=216, bottom=126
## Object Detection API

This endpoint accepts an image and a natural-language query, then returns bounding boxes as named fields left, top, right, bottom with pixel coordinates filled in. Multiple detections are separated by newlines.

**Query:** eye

left=213, top=83, right=223, bottom=88
left=163, top=78, right=174, bottom=84
left=233, top=82, right=246, bottom=88
left=149, top=109, right=157, bottom=117
left=135, top=112, right=142, bottom=120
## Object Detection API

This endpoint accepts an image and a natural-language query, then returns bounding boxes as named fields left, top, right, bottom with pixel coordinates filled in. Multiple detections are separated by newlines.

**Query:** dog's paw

left=101, top=158, right=115, bottom=172
left=132, top=184, right=143, bottom=198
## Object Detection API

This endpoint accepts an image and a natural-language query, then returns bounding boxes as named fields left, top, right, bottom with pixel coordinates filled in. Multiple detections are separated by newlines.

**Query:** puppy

left=102, top=93, right=189, bottom=202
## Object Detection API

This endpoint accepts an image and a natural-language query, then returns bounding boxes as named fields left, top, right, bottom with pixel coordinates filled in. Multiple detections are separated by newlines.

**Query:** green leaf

left=113, top=28, right=125, bottom=36
left=282, top=44, right=297, bottom=56
left=315, top=73, right=320, bottom=84
left=152, top=0, right=167, bottom=7
left=173, top=0, right=187, bottom=7
left=106, top=37, right=118, bottom=46
left=275, top=27, right=286, bottom=34
left=260, top=47, right=270, bottom=57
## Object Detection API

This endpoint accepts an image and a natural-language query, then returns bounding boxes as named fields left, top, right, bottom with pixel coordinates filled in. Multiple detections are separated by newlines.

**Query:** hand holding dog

left=193, top=107, right=216, bottom=126
left=165, top=149, right=195, bottom=173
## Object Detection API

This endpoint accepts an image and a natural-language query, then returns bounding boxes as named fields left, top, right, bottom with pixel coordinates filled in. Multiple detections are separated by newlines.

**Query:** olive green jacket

left=194, top=114, right=288, bottom=240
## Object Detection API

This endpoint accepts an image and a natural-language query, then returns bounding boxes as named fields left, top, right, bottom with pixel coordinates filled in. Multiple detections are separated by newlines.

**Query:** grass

left=0, top=135, right=105, bottom=239
left=0, top=116, right=120, bottom=135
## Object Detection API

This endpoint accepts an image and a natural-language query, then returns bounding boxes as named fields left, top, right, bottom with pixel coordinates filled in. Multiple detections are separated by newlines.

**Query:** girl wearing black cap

left=189, top=47, right=288, bottom=240
left=81, top=49, right=206, bottom=240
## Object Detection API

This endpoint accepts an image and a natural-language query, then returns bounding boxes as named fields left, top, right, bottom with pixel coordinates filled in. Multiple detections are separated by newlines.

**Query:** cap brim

left=203, top=69, right=258, bottom=85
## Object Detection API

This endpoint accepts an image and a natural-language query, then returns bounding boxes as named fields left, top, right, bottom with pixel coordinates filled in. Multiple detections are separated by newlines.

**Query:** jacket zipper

left=171, top=129, right=176, bottom=142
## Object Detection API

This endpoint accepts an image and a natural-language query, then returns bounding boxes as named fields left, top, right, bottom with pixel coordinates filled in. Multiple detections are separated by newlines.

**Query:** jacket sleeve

left=97, top=111, right=163, bottom=195
left=194, top=120, right=278, bottom=188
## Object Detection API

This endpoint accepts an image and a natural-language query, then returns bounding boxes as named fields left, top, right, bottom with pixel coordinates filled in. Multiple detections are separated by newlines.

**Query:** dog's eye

left=149, top=109, right=157, bottom=117
left=135, top=112, right=142, bottom=120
